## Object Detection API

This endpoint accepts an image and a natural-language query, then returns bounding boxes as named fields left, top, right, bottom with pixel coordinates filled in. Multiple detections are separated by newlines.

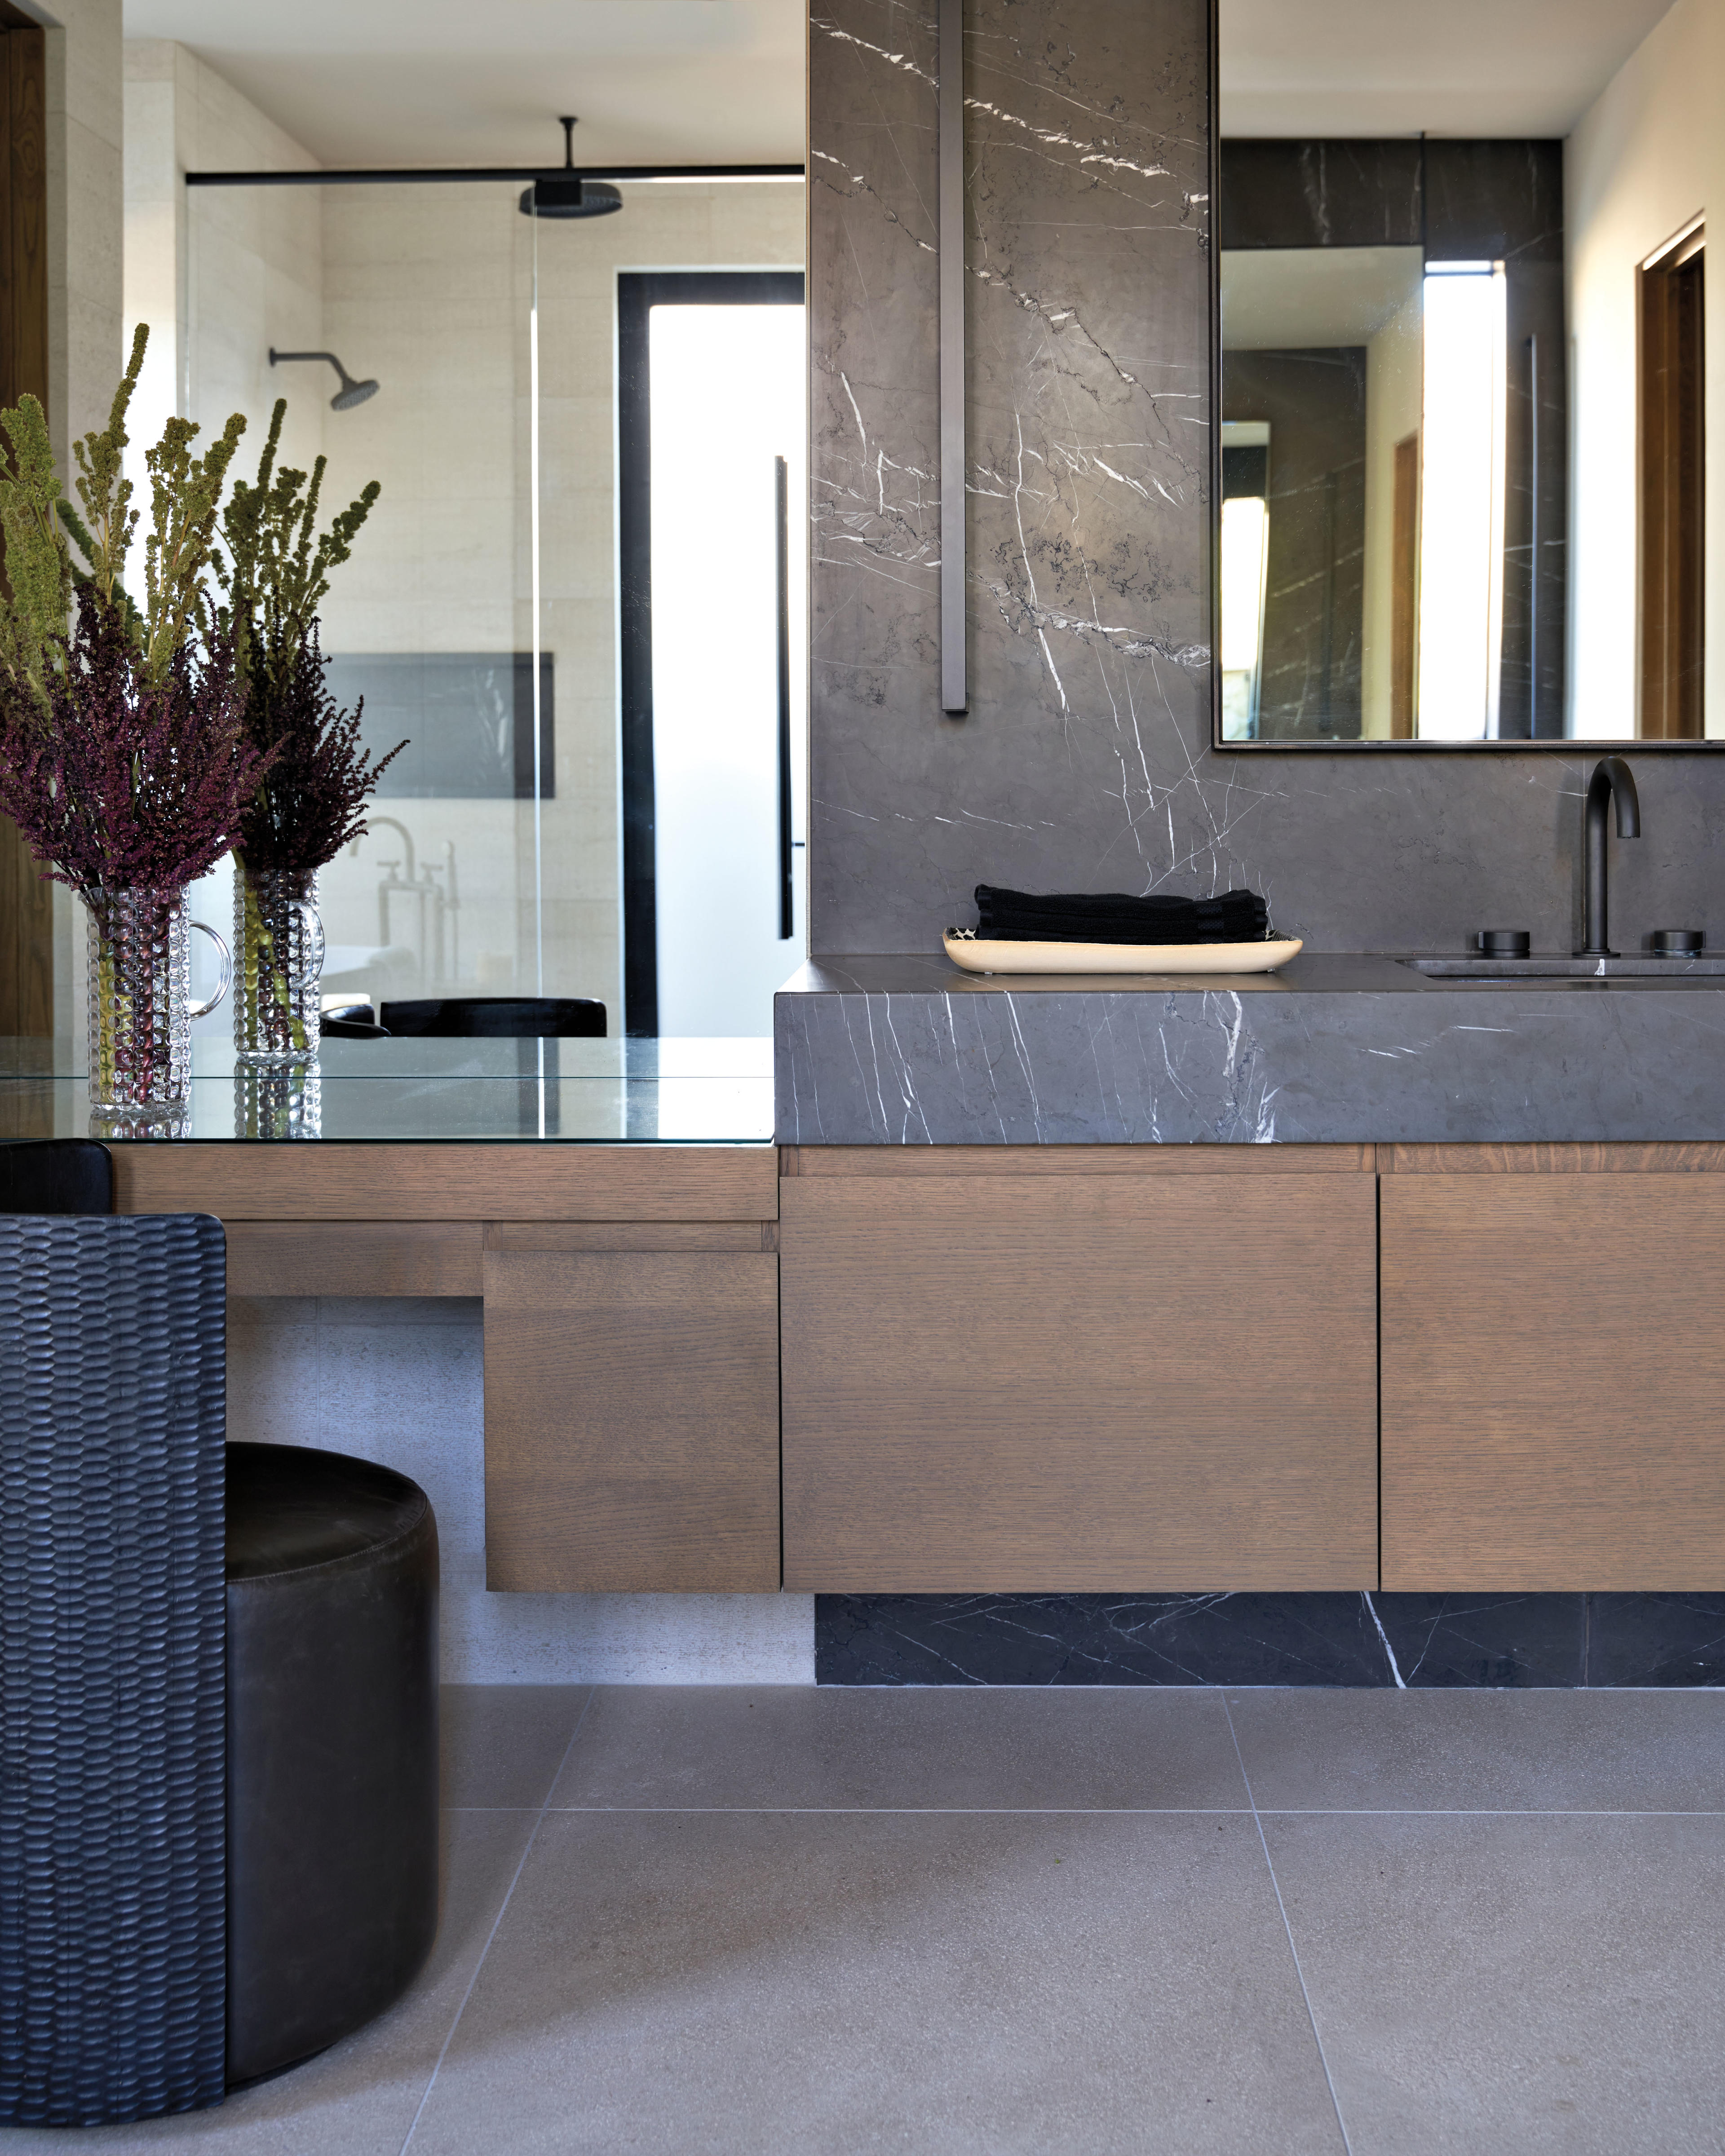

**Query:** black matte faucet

left=1579, top=755, right=1640, bottom=957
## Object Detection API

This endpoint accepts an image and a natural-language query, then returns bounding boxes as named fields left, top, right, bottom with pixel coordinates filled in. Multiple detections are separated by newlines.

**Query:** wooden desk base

left=113, top=1143, right=783, bottom=1595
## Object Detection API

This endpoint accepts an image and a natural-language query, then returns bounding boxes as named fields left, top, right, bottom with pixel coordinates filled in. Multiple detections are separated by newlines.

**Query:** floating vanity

left=773, top=961, right=1725, bottom=1599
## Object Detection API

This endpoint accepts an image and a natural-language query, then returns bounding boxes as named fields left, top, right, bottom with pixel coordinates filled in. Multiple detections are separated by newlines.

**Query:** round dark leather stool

left=225, top=1442, right=440, bottom=2086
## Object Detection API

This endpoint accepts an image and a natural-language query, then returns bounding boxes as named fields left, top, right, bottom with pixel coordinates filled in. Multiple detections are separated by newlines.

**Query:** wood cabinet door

left=780, top=1172, right=1378, bottom=1590
left=484, top=1249, right=780, bottom=1592
left=1382, top=1174, right=1725, bottom=1588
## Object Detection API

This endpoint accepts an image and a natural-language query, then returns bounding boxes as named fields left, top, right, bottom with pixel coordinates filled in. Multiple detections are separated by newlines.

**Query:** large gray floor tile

left=1228, top=1688, right=1725, bottom=1813
left=406, top=1810, right=1343, bottom=2156
left=2, top=1809, right=536, bottom=2154
left=442, top=1683, right=591, bottom=1809
left=551, top=1683, right=1250, bottom=1811
left=1265, top=1812, right=1725, bottom=2156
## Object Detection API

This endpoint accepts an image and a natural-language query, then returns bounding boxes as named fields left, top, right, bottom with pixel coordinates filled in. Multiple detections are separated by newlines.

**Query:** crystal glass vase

left=234, top=868, right=326, bottom=1067
left=234, top=1063, right=322, bottom=1141
left=85, top=887, right=231, bottom=1121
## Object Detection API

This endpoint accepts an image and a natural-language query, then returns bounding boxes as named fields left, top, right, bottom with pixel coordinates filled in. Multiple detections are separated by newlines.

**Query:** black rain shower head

left=269, top=348, right=380, bottom=410
left=520, top=115, right=624, bottom=220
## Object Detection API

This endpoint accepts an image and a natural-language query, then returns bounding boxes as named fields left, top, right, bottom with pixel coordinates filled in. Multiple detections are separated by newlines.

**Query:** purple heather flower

left=0, top=597, right=270, bottom=894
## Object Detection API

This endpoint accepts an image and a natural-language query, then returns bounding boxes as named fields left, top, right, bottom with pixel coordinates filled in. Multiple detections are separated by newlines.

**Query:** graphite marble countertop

left=774, top=953, right=1725, bottom=1145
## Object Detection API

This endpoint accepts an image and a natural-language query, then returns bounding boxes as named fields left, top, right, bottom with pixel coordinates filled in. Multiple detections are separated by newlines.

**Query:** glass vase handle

left=187, top=919, right=232, bottom=1020
left=289, top=900, right=326, bottom=986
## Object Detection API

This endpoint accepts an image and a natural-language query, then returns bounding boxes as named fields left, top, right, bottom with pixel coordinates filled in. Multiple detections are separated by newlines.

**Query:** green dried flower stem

left=236, top=870, right=309, bottom=1055
left=211, top=398, right=380, bottom=679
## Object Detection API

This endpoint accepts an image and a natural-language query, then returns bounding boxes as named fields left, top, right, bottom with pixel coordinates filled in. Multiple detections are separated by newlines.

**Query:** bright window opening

left=1415, top=261, right=1508, bottom=738
left=1220, top=495, right=1269, bottom=740
left=1219, top=417, right=1271, bottom=743
left=649, top=301, right=807, bottom=1036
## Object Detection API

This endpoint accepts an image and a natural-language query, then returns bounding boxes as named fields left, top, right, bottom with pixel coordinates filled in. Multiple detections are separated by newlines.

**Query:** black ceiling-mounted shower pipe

left=519, top=116, right=622, bottom=219
left=186, top=150, right=802, bottom=188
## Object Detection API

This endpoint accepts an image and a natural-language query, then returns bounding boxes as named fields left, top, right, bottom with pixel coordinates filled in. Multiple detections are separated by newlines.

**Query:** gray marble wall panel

left=811, top=0, right=1214, bottom=950
left=808, top=0, right=1725, bottom=959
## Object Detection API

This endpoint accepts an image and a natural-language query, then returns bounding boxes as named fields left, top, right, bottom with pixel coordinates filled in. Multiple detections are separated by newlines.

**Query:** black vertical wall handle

left=938, top=0, right=967, bottom=715
left=775, top=454, right=794, bottom=939
left=1527, top=331, right=1540, bottom=738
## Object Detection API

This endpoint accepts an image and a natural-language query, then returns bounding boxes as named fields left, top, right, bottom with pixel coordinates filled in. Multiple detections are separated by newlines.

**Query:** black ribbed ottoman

left=226, top=1442, right=440, bottom=2085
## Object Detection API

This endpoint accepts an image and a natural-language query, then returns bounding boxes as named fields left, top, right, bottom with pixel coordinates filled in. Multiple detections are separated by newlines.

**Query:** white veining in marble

left=777, top=956, right=1725, bottom=1144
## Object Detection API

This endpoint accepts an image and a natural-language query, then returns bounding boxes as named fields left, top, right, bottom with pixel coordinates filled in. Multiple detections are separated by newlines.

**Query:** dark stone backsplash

left=817, top=1593, right=1725, bottom=1688
left=809, top=0, right=1725, bottom=960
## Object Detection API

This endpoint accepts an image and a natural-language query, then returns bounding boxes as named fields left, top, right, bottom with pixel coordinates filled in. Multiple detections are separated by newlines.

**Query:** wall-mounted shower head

left=269, top=348, right=380, bottom=410
left=519, top=115, right=624, bottom=220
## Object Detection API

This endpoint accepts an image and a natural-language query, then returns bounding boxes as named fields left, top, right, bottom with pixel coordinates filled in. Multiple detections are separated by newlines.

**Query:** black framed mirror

left=1212, top=0, right=1717, bottom=750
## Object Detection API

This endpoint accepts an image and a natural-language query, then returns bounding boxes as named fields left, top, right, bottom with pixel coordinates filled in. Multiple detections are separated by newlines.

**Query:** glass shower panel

left=180, top=179, right=549, bottom=1027
left=529, top=178, right=807, bottom=1044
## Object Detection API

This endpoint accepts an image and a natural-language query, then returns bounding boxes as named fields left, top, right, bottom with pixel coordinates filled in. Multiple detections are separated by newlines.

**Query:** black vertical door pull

left=775, top=454, right=794, bottom=941
left=1527, top=331, right=1540, bottom=738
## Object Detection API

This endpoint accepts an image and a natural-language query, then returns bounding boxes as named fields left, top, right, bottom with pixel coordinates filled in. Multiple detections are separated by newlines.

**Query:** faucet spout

left=361, top=815, right=418, bottom=886
left=1580, top=755, right=1639, bottom=957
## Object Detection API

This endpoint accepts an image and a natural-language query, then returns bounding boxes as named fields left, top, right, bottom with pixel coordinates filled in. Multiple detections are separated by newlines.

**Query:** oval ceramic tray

left=943, top=932, right=1304, bottom=976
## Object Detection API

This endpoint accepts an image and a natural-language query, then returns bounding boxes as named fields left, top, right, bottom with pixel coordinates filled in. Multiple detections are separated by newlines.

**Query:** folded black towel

left=973, top=884, right=1270, bottom=945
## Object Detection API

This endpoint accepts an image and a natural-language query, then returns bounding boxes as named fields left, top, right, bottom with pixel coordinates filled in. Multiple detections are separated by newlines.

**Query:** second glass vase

left=234, top=868, right=326, bottom=1067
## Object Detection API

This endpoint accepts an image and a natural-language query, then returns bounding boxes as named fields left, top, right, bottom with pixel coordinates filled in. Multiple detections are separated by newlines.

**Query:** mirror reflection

left=1219, top=2, right=1710, bottom=743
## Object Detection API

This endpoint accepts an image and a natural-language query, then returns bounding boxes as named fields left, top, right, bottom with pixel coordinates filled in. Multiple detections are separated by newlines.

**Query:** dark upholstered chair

left=380, top=994, right=606, bottom=1038
left=0, top=1142, right=439, bottom=2125
left=321, top=1002, right=391, bottom=1038
left=0, top=1133, right=113, bottom=1213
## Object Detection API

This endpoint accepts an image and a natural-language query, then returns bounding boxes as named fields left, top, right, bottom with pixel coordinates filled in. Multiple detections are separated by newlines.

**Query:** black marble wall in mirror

left=1219, top=138, right=1566, bottom=742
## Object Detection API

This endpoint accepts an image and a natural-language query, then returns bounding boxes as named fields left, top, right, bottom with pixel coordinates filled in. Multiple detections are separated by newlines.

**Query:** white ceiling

left=120, top=0, right=806, bottom=168
left=1221, top=245, right=1423, bottom=349
left=124, top=0, right=1679, bottom=167
left=1221, top=0, right=1680, bottom=137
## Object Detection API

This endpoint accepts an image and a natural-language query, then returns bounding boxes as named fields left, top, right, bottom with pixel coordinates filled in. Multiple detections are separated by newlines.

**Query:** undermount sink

left=1402, top=955, right=1725, bottom=982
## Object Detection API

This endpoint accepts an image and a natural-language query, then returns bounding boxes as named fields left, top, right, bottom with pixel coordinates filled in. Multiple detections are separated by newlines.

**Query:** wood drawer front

left=1382, top=1176, right=1725, bottom=1589
left=112, top=1143, right=778, bottom=1223
left=483, top=1249, right=781, bottom=1594
left=226, top=1221, right=483, bottom=1297
left=780, top=1174, right=1378, bottom=1592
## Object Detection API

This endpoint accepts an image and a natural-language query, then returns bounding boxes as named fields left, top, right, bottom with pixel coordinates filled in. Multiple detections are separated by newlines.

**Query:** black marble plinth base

left=815, top=1594, right=1725, bottom=1688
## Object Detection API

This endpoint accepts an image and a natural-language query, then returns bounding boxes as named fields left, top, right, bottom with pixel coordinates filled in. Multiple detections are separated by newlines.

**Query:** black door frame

left=617, top=269, right=805, bottom=1038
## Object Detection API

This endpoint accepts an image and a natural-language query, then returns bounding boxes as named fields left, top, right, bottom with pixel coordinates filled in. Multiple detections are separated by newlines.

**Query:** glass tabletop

left=0, top=1037, right=775, bottom=1145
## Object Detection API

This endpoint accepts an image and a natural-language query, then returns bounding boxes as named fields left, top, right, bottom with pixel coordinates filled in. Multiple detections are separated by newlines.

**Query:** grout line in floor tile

left=531, top=1802, right=1725, bottom=1818
left=1221, top=1692, right=1355, bottom=2156
left=541, top=1803, right=1259, bottom=1815
left=399, top=1688, right=598, bottom=2156
left=1256, top=1806, right=1725, bottom=1819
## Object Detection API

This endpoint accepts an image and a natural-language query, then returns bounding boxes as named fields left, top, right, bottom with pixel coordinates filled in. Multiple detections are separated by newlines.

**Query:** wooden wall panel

left=780, top=1173, right=1378, bottom=1591
left=112, top=1142, right=779, bottom=1223
left=1383, top=1175, right=1725, bottom=1588
left=484, top=1249, right=781, bottom=1593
